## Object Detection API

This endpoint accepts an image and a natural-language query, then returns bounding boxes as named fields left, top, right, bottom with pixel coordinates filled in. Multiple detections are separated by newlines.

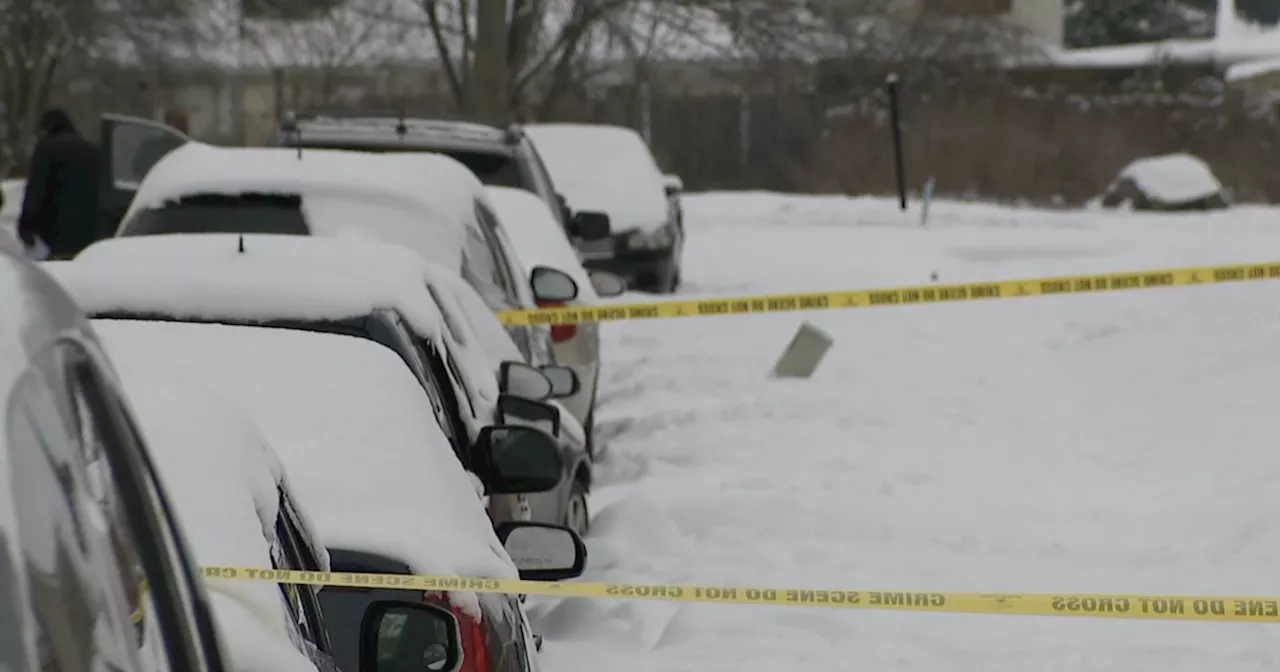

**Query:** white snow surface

left=92, top=319, right=518, bottom=619
left=44, top=250, right=445, bottom=342
left=530, top=191, right=1280, bottom=672
left=1113, top=154, right=1225, bottom=205
left=1226, top=56, right=1280, bottom=80
left=523, top=124, right=669, bottom=234
left=120, top=144, right=479, bottom=267
left=119, top=375, right=318, bottom=672
left=484, top=186, right=599, bottom=304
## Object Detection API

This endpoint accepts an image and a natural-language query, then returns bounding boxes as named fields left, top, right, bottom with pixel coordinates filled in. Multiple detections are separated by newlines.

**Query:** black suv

left=270, top=114, right=612, bottom=248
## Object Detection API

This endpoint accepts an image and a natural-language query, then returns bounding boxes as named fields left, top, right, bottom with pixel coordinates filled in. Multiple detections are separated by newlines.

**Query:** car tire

left=564, top=479, right=590, bottom=536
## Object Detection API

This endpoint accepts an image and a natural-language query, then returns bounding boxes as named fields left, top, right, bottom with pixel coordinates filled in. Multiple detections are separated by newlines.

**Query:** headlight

left=626, top=226, right=674, bottom=250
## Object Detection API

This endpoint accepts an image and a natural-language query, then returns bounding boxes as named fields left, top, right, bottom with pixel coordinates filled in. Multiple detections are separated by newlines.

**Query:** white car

left=524, top=123, right=685, bottom=294
left=59, top=234, right=595, bottom=533
left=89, top=309, right=585, bottom=672
left=484, top=185, right=626, bottom=458
left=120, top=375, right=336, bottom=672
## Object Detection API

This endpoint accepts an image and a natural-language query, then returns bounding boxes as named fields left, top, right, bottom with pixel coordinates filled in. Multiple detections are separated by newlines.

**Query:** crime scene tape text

left=204, top=566, right=1280, bottom=624
left=496, top=261, right=1280, bottom=326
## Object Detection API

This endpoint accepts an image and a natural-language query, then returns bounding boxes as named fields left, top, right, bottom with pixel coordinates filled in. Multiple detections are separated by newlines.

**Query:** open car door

left=100, top=114, right=191, bottom=238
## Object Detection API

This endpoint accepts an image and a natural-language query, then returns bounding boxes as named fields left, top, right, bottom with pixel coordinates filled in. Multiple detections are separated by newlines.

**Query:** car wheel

left=564, top=480, right=590, bottom=536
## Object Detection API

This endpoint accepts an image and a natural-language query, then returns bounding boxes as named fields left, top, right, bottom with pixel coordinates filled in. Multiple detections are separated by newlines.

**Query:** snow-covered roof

left=120, top=374, right=318, bottom=672
left=69, top=234, right=499, bottom=431
left=93, top=318, right=519, bottom=619
left=483, top=186, right=598, bottom=304
left=42, top=252, right=445, bottom=342
left=125, top=144, right=483, bottom=270
left=1225, top=57, right=1280, bottom=80
left=524, top=123, right=668, bottom=233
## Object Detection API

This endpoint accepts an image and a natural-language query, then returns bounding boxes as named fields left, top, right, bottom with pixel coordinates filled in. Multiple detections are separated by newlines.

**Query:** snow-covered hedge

left=1101, top=153, right=1229, bottom=211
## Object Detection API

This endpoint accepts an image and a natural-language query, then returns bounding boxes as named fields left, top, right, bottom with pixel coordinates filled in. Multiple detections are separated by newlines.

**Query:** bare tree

left=0, top=0, right=99, bottom=174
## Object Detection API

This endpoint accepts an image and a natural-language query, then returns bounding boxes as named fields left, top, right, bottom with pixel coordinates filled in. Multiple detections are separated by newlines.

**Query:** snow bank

left=46, top=248, right=444, bottom=342
left=121, top=375, right=317, bottom=672
left=535, top=191, right=1280, bottom=672
left=484, top=186, right=599, bottom=303
left=94, top=319, right=519, bottom=619
left=524, top=124, right=669, bottom=234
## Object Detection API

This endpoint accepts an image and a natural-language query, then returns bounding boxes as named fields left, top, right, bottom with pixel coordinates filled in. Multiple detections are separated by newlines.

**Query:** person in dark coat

left=18, top=108, right=102, bottom=259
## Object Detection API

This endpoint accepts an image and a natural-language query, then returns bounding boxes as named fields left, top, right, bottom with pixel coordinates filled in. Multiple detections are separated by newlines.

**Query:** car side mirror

left=530, top=266, right=579, bottom=303
left=359, top=601, right=463, bottom=672
left=663, top=174, right=683, bottom=197
left=472, top=425, right=563, bottom=494
left=587, top=271, right=626, bottom=298
left=495, top=521, right=587, bottom=581
left=498, top=361, right=553, bottom=401
left=571, top=211, right=611, bottom=241
left=496, top=394, right=561, bottom=438
left=538, top=365, right=579, bottom=399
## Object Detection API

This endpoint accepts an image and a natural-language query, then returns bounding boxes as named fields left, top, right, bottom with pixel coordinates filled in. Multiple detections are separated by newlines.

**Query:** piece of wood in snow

left=770, top=322, right=834, bottom=379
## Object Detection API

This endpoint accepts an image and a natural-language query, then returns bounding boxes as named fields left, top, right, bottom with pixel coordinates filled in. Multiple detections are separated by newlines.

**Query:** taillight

left=425, top=591, right=490, bottom=672
left=540, top=301, right=577, bottom=342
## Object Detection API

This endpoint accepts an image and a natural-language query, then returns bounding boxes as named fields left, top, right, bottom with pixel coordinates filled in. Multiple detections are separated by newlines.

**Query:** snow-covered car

left=485, top=185, right=627, bottom=457
left=89, top=306, right=586, bottom=672
left=96, top=118, right=578, bottom=367
left=120, top=375, right=339, bottom=672
left=524, top=123, right=685, bottom=294
left=67, top=233, right=595, bottom=534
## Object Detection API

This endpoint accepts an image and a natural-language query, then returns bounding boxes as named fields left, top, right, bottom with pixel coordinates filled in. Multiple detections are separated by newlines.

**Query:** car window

left=272, top=488, right=331, bottom=657
left=438, top=150, right=524, bottom=188
left=461, top=207, right=519, bottom=312
left=519, top=140, right=564, bottom=216
left=120, top=193, right=309, bottom=237
left=8, top=340, right=214, bottom=672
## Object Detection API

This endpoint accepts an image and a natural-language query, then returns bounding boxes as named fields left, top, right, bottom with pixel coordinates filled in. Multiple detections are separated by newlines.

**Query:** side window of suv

left=520, top=140, right=566, bottom=222
left=473, top=203, right=535, bottom=361
left=460, top=210, right=516, bottom=312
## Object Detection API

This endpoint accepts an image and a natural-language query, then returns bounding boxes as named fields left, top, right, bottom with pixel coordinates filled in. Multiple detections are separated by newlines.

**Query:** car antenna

left=237, top=234, right=245, bottom=254
left=283, top=110, right=303, bottom=160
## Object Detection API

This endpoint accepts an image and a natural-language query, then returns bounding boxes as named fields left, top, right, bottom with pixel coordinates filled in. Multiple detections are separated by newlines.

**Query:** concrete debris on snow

left=526, top=191, right=1280, bottom=672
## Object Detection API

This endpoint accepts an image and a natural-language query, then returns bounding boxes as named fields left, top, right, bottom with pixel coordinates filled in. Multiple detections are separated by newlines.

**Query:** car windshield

left=121, top=193, right=309, bottom=237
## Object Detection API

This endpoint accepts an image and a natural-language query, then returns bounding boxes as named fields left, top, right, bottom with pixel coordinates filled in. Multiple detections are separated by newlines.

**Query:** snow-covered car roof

left=41, top=252, right=445, bottom=342
left=93, top=319, right=519, bottom=619
left=483, top=186, right=599, bottom=304
left=122, top=144, right=486, bottom=268
left=68, top=233, right=499, bottom=431
left=120, top=374, right=320, bottom=672
left=523, top=123, right=669, bottom=233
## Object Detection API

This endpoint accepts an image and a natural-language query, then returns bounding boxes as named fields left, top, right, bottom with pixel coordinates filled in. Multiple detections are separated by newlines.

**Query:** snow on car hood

left=524, top=123, right=669, bottom=234
left=93, top=319, right=519, bottom=619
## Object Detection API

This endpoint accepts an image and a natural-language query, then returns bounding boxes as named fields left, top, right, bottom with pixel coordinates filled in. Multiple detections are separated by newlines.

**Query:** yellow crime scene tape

left=496, top=260, right=1280, bottom=326
left=203, top=566, right=1280, bottom=624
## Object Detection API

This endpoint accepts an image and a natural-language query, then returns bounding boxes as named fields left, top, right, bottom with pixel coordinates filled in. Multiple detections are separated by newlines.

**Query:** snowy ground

left=528, top=193, right=1280, bottom=672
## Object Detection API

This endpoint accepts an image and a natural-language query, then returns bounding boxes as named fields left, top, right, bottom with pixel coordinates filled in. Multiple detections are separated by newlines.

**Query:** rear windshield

left=120, top=193, right=309, bottom=237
